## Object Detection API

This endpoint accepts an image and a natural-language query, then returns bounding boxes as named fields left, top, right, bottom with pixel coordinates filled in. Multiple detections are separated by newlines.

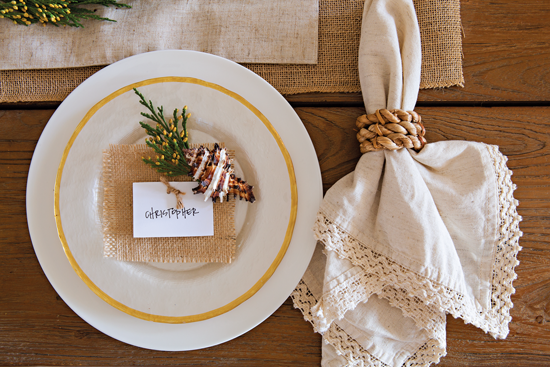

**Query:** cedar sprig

left=0, top=0, right=131, bottom=28
left=134, top=88, right=192, bottom=177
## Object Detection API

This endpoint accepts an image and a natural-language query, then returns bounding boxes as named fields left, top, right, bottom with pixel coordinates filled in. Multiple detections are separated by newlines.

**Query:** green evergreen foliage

left=134, top=88, right=192, bottom=177
left=0, top=0, right=130, bottom=27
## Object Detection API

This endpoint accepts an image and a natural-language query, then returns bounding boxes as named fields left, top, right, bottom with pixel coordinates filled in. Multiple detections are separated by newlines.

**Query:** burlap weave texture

left=102, top=144, right=236, bottom=263
left=0, top=0, right=463, bottom=102
left=249, top=0, right=464, bottom=92
left=1, top=0, right=318, bottom=68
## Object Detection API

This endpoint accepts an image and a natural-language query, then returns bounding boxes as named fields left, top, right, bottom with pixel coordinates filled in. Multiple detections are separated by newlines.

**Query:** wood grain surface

left=285, top=0, right=550, bottom=105
left=418, top=0, right=550, bottom=103
left=1, top=0, right=550, bottom=365
left=1, top=106, right=549, bottom=365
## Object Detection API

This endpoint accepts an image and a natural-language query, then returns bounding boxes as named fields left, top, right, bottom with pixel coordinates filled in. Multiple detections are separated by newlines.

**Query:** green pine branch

left=0, top=0, right=131, bottom=28
left=134, top=88, right=192, bottom=177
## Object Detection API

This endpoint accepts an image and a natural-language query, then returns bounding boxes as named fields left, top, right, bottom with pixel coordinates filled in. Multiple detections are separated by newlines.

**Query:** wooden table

left=1, top=0, right=550, bottom=365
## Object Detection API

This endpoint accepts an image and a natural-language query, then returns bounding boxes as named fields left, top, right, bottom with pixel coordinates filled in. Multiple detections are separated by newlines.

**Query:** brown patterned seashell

left=183, top=143, right=255, bottom=203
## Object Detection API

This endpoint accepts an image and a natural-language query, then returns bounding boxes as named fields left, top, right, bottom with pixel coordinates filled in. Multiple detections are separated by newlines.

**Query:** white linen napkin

left=291, top=0, right=523, bottom=365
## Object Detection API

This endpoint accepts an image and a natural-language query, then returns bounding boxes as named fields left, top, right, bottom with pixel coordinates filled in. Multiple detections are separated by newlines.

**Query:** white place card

left=132, top=182, right=214, bottom=238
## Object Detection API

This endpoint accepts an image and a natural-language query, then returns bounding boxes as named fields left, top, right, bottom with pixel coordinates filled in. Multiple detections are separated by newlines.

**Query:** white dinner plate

left=27, top=50, right=322, bottom=350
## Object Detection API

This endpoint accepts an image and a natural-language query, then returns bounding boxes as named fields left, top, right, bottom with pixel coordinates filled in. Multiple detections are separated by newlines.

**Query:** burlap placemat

left=251, top=0, right=464, bottom=92
left=0, top=0, right=463, bottom=103
left=102, top=143, right=236, bottom=263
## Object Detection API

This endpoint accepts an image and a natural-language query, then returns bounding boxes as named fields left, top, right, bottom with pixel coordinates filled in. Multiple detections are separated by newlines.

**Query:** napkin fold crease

left=292, top=0, right=522, bottom=365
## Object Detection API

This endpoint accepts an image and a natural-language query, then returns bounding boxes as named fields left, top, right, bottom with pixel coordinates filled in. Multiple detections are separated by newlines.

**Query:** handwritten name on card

left=132, top=182, right=214, bottom=238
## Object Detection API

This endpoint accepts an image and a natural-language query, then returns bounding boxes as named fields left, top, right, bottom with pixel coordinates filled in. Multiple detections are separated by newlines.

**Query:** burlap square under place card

left=102, top=144, right=236, bottom=263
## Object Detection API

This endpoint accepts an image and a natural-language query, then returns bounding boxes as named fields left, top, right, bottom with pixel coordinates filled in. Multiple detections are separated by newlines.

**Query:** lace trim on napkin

left=308, top=267, right=446, bottom=338
left=292, top=280, right=446, bottom=367
left=312, top=145, right=522, bottom=339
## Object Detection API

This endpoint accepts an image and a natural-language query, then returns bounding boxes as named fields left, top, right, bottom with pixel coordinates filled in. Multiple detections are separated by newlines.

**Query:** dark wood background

left=1, top=0, right=550, bottom=365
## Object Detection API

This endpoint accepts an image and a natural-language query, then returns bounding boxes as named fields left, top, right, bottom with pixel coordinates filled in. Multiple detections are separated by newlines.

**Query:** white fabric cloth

left=291, top=0, right=522, bottom=365
left=0, top=0, right=318, bottom=70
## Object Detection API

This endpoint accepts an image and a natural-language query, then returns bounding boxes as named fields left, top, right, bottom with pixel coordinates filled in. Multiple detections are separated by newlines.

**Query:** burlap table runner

left=0, top=0, right=462, bottom=103
left=0, top=0, right=318, bottom=68
left=102, top=143, right=236, bottom=263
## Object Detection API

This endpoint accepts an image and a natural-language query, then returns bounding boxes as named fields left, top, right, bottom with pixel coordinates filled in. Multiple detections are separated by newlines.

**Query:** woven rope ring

left=356, top=109, right=427, bottom=153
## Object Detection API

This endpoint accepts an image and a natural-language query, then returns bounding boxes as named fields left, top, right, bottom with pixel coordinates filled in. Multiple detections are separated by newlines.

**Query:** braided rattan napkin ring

left=356, top=109, right=427, bottom=153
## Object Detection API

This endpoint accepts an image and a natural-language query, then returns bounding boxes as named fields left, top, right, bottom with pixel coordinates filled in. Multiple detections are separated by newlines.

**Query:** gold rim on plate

left=54, top=76, right=298, bottom=323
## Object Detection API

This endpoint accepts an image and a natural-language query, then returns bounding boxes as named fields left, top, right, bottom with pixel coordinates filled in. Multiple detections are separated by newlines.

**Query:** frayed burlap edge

left=0, top=0, right=463, bottom=103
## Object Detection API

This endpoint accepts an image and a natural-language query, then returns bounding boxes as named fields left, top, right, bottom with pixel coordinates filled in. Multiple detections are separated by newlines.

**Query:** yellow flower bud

left=161, top=155, right=164, bottom=160
left=155, top=162, right=160, bottom=165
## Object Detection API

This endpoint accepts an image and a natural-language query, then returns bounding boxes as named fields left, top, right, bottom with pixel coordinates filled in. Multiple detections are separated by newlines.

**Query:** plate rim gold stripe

left=54, top=76, right=298, bottom=323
